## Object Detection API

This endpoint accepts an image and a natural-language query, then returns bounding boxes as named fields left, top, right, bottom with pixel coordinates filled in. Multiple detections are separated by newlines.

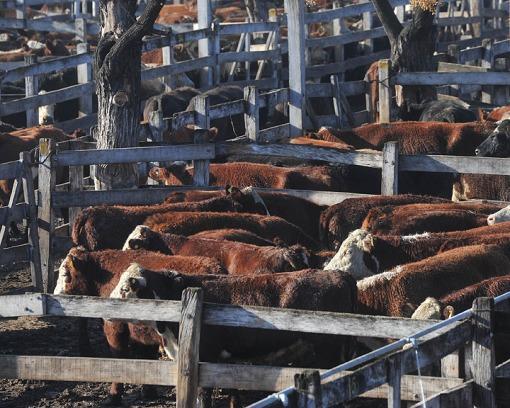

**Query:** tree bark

left=94, top=0, right=163, bottom=189
left=371, top=0, right=438, bottom=115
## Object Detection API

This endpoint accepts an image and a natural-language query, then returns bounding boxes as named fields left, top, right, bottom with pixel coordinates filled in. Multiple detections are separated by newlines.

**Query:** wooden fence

left=2, top=290, right=510, bottom=407
left=1, top=0, right=507, bottom=131
left=249, top=294, right=510, bottom=407
left=0, top=152, right=42, bottom=291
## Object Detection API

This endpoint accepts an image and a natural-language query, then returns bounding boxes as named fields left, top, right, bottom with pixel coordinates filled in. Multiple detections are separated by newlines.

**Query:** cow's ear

left=225, top=184, right=233, bottom=195
left=443, top=305, right=455, bottom=319
left=208, top=127, right=219, bottom=140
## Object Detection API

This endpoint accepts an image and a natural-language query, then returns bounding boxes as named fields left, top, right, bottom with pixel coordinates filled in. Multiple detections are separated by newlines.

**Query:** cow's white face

left=110, top=263, right=147, bottom=299
left=38, top=91, right=55, bottom=125
left=488, top=205, right=510, bottom=225
left=54, top=257, right=71, bottom=295
left=324, top=229, right=379, bottom=280
left=122, top=225, right=150, bottom=250
left=411, top=297, right=441, bottom=320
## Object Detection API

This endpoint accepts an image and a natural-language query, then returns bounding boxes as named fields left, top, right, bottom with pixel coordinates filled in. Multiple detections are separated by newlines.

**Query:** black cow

left=475, top=119, right=510, bottom=157
left=404, top=99, right=477, bottom=123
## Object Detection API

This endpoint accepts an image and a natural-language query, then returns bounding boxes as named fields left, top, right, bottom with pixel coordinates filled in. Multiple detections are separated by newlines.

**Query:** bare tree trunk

left=94, top=0, right=163, bottom=189
left=371, top=0, right=437, bottom=115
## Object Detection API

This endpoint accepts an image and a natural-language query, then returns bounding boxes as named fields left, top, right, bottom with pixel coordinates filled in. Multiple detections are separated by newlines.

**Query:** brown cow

left=145, top=211, right=319, bottom=249
left=361, top=202, right=502, bottom=236
left=124, top=226, right=310, bottom=274
left=53, top=247, right=226, bottom=404
left=315, top=121, right=495, bottom=155
left=487, top=105, right=510, bottom=122
left=319, top=194, right=450, bottom=250
left=149, top=162, right=351, bottom=192
left=357, top=244, right=510, bottom=317
left=71, top=194, right=256, bottom=250
left=328, top=222, right=510, bottom=278
left=107, top=264, right=357, bottom=403
left=452, top=174, right=510, bottom=202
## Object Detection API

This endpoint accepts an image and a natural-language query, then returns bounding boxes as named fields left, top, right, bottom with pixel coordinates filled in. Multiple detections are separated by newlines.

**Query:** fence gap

left=77, top=43, right=93, bottom=117
left=381, top=141, right=399, bottom=195
left=37, top=138, right=56, bottom=293
left=176, top=287, right=204, bottom=408
left=472, top=297, right=496, bottom=408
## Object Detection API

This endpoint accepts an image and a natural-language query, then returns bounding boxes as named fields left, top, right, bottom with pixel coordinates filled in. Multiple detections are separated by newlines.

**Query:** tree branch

left=370, top=0, right=403, bottom=46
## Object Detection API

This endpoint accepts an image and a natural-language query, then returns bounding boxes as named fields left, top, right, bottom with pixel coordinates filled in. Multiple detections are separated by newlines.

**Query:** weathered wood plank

left=217, top=50, right=280, bottom=64
left=258, top=124, right=290, bottom=143
left=378, top=59, right=391, bottom=123
left=54, top=144, right=215, bottom=166
left=399, top=154, right=510, bottom=175
left=219, top=21, right=279, bottom=35
left=472, top=297, right=496, bottom=408
left=0, top=355, right=176, bottom=385
left=52, top=186, right=370, bottom=208
left=381, top=142, right=398, bottom=195
left=192, top=97, right=210, bottom=187
left=393, top=72, right=510, bottom=86
left=177, top=288, right=203, bottom=408
left=303, top=0, right=407, bottom=23
left=216, top=143, right=383, bottom=168
left=0, top=293, right=45, bottom=317
left=200, top=363, right=463, bottom=398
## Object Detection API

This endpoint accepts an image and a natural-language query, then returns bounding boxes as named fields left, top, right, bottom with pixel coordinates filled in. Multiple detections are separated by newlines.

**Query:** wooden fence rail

left=1, top=291, right=510, bottom=406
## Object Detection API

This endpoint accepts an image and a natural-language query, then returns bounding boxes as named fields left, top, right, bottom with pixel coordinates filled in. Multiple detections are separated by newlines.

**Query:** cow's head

left=487, top=205, right=510, bottom=225
left=411, top=297, right=455, bottom=320
left=324, top=229, right=379, bottom=280
left=123, top=225, right=170, bottom=253
left=110, top=263, right=185, bottom=300
left=475, top=119, right=510, bottom=157
left=38, top=91, right=55, bottom=125
left=225, top=185, right=269, bottom=215
left=148, top=166, right=171, bottom=183
left=166, top=124, right=218, bottom=145
left=53, top=247, right=90, bottom=295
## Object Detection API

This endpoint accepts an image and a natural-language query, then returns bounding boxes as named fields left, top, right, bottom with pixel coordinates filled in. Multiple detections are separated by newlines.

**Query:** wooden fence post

left=77, top=43, right=93, bottom=117
left=285, top=0, right=306, bottom=136
left=381, top=141, right=399, bottom=195
left=20, top=151, right=43, bottom=291
left=38, top=138, right=56, bottom=293
left=362, top=9, right=373, bottom=54
left=24, top=55, right=38, bottom=127
left=15, top=0, right=25, bottom=19
left=472, top=297, right=496, bottom=408
left=332, top=1, right=345, bottom=83
left=148, top=109, right=165, bottom=143
left=378, top=59, right=392, bottom=123
left=244, top=86, right=260, bottom=142
left=197, top=0, right=213, bottom=88
left=212, top=20, right=221, bottom=85
left=387, top=354, right=402, bottom=408
left=193, top=95, right=210, bottom=186
left=470, top=0, right=484, bottom=37
left=295, top=370, right=322, bottom=408
left=75, top=18, right=87, bottom=43
left=176, top=288, right=204, bottom=408
left=481, top=39, right=494, bottom=105
left=68, top=142, right=84, bottom=235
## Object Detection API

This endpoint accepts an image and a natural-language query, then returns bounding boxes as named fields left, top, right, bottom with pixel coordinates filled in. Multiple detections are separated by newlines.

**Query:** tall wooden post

left=176, top=288, right=204, bottom=408
left=381, top=141, right=399, bottom=195
left=472, top=297, right=496, bottom=408
left=470, top=0, right=484, bottom=37
left=295, top=370, right=322, bottom=408
left=77, top=43, right=93, bottom=117
left=244, top=86, right=260, bottom=142
left=481, top=39, right=494, bottom=104
left=378, top=59, right=392, bottom=123
left=20, top=151, right=43, bottom=291
left=75, top=18, right=87, bottom=43
left=197, top=0, right=213, bottom=88
left=193, top=95, right=210, bottom=187
left=37, top=138, right=56, bottom=293
left=24, top=55, right=38, bottom=127
left=285, top=0, right=306, bottom=137
left=362, top=9, right=374, bottom=53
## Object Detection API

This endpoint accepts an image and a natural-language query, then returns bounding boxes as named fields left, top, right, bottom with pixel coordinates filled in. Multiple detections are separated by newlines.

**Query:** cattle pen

left=1, top=0, right=510, bottom=405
